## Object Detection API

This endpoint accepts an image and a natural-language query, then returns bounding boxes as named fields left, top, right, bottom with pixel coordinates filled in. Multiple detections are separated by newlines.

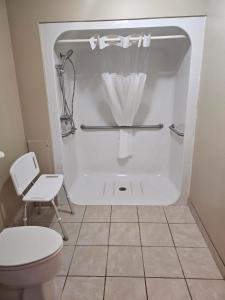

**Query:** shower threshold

left=69, top=174, right=179, bottom=205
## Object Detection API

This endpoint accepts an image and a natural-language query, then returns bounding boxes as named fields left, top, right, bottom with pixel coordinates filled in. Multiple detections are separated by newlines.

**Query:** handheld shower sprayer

left=56, top=49, right=76, bottom=138
left=60, top=49, right=74, bottom=70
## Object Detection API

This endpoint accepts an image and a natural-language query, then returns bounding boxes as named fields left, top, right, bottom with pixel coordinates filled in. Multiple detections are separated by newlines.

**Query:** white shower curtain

left=102, top=72, right=146, bottom=159
left=90, top=34, right=151, bottom=159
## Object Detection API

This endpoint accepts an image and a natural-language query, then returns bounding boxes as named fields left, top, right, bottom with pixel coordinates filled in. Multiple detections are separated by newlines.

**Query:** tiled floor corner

left=187, top=279, right=225, bottom=300
left=29, top=204, right=225, bottom=299
left=164, top=205, right=195, bottom=223
left=177, top=247, right=222, bottom=279
left=170, top=223, right=207, bottom=247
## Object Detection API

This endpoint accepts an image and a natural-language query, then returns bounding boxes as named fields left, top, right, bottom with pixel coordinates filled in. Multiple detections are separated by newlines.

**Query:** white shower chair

left=10, top=152, right=74, bottom=241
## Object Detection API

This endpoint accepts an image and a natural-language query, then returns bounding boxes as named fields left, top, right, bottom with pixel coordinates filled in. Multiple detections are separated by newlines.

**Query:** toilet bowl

left=0, top=226, right=63, bottom=300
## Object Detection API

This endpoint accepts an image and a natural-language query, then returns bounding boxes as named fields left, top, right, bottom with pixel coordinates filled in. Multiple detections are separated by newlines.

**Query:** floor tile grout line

left=103, top=205, right=112, bottom=300
left=31, top=222, right=196, bottom=225
left=68, top=244, right=208, bottom=248
left=58, top=205, right=87, bottom=300
left=61, top=274, right=225, bottom=280
left=137, top=205, right=149, bottom=300
left=58, top=276, right=67, bottom=300
left=60, top=205, right=87, bottom=300
left=163, top=207, right=193, bottom=300
left=30, top=220, right=196, bottom=224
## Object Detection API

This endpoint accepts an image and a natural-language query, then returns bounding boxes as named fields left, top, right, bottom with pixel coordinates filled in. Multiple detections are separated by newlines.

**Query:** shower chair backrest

left=10, top=152, right=40, bottom=196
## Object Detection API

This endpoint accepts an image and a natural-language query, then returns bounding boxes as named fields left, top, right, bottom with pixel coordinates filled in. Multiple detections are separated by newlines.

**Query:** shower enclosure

left=39, top=17, right=205, bottom=205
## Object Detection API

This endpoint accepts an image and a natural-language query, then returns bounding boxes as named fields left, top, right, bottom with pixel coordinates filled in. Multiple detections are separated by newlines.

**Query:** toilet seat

left=0, top=226, right=63, bottom=268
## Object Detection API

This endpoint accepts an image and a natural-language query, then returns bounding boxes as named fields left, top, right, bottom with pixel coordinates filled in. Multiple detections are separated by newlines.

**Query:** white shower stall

left=39, top=17, right=205, bottom=205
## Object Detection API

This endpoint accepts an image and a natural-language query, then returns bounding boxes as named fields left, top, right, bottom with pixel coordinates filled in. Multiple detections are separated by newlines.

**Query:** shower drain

left=119, top=187, right=127, bottom=191
left=103, top=181, right=144, bottom=198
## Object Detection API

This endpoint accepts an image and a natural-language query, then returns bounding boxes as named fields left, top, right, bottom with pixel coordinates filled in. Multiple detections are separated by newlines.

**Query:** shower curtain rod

left=56, top=35, right=186, bottom=44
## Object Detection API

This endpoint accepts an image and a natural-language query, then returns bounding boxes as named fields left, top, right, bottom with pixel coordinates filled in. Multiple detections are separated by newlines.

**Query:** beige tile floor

left=29, top=204, right=225, bottom=300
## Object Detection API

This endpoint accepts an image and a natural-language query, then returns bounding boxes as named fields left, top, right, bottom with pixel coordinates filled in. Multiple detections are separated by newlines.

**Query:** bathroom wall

left=6, top=0, right=207, bottom=173
left=0, top=0, right=27, bottom=229
left=190, top=0, right=225, bottom=265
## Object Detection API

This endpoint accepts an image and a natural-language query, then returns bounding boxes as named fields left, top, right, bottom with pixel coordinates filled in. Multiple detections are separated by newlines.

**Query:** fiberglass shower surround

left=40, top=17, right=205, bottom=205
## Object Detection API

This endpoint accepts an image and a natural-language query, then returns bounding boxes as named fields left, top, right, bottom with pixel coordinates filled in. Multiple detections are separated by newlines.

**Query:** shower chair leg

left=23, top=202, right=28, bottom=226
left=51, top=200, right=68, bottom=241
left=63, top=184, right=74, bottom=215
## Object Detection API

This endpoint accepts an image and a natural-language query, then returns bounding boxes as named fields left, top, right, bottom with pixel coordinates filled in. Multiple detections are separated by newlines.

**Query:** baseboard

left=189, top=202, right=225, bottom=278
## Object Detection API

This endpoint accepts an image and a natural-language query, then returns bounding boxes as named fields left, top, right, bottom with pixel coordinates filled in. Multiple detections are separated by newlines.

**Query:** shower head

left=60, top=49, right=74, bottom=69
left=64, top=49, right=73, bottom=59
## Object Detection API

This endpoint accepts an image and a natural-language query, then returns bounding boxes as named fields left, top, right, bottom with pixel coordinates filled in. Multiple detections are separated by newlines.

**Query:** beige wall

left=5, top=0, right=207, bottom=173
left=0, top=0, right=27, bottom=229
left=190, top=0, right=225, bottom=264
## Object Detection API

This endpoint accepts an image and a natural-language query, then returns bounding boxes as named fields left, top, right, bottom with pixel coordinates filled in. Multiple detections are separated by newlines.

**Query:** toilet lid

left=0, top=226, right=63, bottom=267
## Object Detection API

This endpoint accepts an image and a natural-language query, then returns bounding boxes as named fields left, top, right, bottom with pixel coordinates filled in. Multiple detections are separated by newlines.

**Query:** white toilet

left=0, top=226, right=63, bottom=300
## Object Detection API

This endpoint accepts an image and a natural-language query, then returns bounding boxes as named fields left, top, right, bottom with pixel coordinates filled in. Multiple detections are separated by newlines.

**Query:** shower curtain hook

left=143, top=34, right=151, bottom=47
left=89, top=35, right=98, bottom=49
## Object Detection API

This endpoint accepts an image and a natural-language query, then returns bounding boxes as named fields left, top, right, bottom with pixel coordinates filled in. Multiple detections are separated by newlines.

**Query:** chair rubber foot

left=63, top=236, right=69, bottom=241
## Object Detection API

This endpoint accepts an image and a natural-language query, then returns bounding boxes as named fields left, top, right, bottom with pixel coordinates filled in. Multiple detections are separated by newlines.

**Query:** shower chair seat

left=10, top=152, right=74, bottom=241
left=23, top=174, right=64, bottom=201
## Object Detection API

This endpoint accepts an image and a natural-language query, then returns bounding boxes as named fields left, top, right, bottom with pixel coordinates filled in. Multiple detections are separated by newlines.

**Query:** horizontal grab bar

left=169, top=124, right=184, bottom=137
left=80, top=124, right=164, bottom=130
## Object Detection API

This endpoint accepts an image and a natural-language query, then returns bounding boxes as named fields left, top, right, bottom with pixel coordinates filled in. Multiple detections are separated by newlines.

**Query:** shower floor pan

left=69, top=174, right=179, bottom=205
